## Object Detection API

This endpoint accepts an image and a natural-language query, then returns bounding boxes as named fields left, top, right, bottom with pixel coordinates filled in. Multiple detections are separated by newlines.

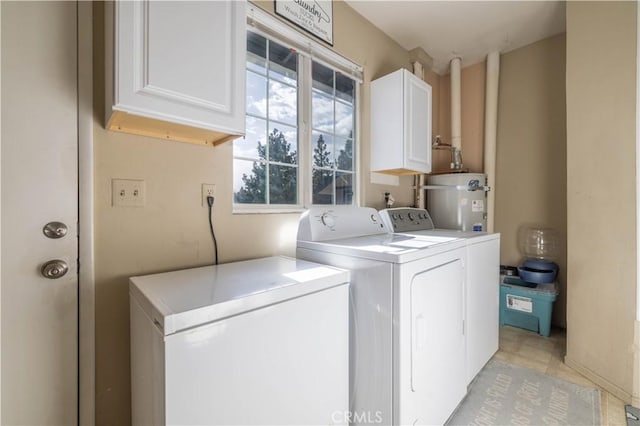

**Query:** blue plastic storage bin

left=499, top=277, right=558, bottom=337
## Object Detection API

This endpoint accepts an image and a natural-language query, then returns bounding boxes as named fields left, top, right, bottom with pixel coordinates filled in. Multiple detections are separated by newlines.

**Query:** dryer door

left=395, top=248, right=467, bottom=425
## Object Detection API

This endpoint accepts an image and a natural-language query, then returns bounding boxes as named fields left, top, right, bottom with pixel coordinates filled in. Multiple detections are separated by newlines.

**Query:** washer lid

left=129, top=256, right=349, bottom=335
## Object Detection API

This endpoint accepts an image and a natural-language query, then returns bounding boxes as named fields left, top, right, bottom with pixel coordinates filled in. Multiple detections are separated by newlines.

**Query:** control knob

left=320, top=212, right=335, bottom=228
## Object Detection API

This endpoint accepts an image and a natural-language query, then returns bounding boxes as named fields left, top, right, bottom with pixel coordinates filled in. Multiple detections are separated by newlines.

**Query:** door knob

left=43, top=221, right=67, bottom=239
left=41, top=259, right=69, bottom=279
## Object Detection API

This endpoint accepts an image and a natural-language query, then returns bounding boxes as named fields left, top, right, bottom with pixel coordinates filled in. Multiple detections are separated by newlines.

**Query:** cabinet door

left=114, top=0, right=245, bottom=134
left=404, top=72, right=432, bottom=173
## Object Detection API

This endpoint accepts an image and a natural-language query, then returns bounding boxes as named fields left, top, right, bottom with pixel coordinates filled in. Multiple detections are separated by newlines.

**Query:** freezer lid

left=129, top=256, right=349, bottom=335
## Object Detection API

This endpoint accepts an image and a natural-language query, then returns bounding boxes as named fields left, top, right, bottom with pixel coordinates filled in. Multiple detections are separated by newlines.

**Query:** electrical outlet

left=112, top=179, right=146, bottom=207
left=202, top=184, right=216, bottom=206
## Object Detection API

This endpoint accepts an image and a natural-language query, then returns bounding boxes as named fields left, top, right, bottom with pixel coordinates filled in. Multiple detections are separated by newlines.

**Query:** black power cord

left=207, top=196, right=218, bottom=265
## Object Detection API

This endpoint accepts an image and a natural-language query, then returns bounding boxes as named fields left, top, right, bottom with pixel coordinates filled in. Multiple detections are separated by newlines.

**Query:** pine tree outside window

left=233, top=21, right=360, bottom=212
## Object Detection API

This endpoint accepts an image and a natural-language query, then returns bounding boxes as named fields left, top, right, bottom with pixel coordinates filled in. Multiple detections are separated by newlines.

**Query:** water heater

left=426, top=173, right=488, bottom=231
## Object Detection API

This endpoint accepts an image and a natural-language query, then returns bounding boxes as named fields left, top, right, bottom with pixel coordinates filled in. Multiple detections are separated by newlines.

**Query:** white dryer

left=297, top=206, right=468, bottom=426
left=379, top=207, right=500, bottom=385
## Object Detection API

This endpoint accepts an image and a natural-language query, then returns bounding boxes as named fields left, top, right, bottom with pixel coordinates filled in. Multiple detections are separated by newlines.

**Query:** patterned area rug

left=447, top=359, right=601, bottom=425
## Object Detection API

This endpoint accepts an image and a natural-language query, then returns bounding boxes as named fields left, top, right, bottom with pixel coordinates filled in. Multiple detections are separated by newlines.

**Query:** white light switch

left=112, top=179, right=146, bottom=207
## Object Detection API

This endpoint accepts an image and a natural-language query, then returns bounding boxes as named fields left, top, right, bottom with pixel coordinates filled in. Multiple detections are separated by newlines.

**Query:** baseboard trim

left=564, top=355, right=632, bottom=403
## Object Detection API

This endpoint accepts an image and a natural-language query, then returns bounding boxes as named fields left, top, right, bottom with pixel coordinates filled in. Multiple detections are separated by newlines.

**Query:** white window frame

left=234, top=5, right=362, bottom=214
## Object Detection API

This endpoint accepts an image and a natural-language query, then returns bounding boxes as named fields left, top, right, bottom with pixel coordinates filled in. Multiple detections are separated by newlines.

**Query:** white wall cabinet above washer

left=105, top=0, right=246, bottom=147
left=370, top=68, right=432, bottom=175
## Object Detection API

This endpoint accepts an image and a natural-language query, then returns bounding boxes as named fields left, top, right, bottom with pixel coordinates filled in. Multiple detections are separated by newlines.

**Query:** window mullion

left=331, top=70, right=338, bottom=204
left=354, top=81, right=360, bottom=207
left=299, top=55, right=312, bottom=208
left=264, top=38, right=271, bottom=205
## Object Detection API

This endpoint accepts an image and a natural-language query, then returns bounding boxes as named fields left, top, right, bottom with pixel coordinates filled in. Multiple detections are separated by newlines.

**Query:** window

left=234, top=9, right=362, bottom=211
left=311, top=62, right=355, bottom=205
left=234, top=33, right=300, bottom=206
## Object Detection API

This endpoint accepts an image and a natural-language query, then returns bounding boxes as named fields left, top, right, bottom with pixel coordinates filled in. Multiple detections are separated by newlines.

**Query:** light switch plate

left=202, top=184, right=216, bottom=206
left=112, top=179, right=146, bottom=207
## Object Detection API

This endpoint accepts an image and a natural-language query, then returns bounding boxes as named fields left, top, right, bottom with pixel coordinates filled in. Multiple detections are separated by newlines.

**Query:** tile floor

left=496, top=325, right=627, bottom=425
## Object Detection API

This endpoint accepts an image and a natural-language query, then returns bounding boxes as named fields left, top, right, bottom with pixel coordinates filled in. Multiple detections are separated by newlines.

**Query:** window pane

left=269, top=164, right=298, bottom=204
left=312, top=92, right=333, bottom=133
left=334, top=136, right=353, bottom=171
left=336, top=172, right=354, bottom=205
left=312, top=62, right=333, bottom=96
left=312, top=169, right=333, bottom=204
left=235, top=116, right=266, bottom=160
left=336, top=73, right=354, bottom=104
left=268, top=81, right=297, bottom=126
left=234, top=159, right=266, bottom=204
left=335, top=101, right=353, bottom=137
left=268, top=123, right=297, bottom=164
left=247, top=32, right=266, bottom=74
left=312, top=131, right=333, bottom=168
left=269, top=41, right=297, bottom=86
left=246, top=71, right=267, bottom=117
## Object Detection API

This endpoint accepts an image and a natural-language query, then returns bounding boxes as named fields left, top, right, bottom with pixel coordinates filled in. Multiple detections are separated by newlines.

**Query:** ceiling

left=344, top=1, right=566, bottom=74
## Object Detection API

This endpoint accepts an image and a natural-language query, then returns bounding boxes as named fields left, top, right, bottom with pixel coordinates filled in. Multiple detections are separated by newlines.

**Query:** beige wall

left=494, top=34, right=568, bottom=327
left=93, top=1, right=417, bottom=424
left=436, top=62, right=486, bottom=173
left=566, top=1, right=636, bottom=399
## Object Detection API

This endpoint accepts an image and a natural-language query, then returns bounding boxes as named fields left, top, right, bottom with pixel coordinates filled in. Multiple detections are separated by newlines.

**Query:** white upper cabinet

left=371, top=69, right=432, bottom=175
left=105, top=1, right=246, bottom=147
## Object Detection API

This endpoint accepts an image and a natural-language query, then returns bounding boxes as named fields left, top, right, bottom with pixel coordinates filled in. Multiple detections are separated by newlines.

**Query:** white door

left=1, top=2, right=78, bottom=424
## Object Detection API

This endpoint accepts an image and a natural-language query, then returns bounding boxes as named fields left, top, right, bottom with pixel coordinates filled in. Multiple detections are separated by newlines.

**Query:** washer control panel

left=379, top=208, right=436, bottom=232
left=297, top=206, right=389, bottom=242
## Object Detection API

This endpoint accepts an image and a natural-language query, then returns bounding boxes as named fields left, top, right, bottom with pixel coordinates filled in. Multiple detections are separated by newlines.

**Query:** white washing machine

left=129, top=256, right=349, bottom=425
left=379, top=207, right=500, bottom=385
left=297, top=206, right=468, bottom=426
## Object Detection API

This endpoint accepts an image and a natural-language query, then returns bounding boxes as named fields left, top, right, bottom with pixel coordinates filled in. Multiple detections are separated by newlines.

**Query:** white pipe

left=484, top=51, right=500, bottom=233
left=413, top=61, right=426, bottom=209
left=450, top=57, right=462, bottom=151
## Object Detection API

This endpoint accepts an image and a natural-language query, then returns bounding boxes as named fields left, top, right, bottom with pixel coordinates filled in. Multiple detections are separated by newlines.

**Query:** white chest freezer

left=130, top=256, right=349, bottom=426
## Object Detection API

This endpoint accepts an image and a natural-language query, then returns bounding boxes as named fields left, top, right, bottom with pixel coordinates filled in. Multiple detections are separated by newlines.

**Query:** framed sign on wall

left=275, top=0, right=333, bottom=45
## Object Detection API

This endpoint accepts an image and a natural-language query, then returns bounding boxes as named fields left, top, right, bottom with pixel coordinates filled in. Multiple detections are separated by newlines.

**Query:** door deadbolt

left=43, top=222, right=68, bottom=239
left=41, top=259, right=69, bottom=279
